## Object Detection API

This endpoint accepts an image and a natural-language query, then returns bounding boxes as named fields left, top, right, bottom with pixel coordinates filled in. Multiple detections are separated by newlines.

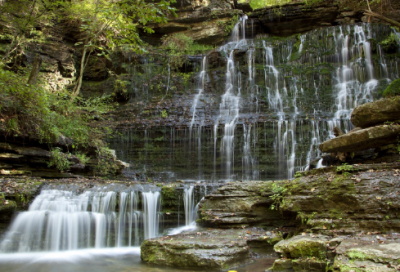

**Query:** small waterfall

left=189, top=56, right=207, bottom=130
left=142, top=191, right=160, bottom=240
left=215, top=16, right=248, bottom=180
left=0, top=187, right=162, bottom=253
left=263, top=41, right=282, bottom=114
left=183, top=186, right=196, bottom=225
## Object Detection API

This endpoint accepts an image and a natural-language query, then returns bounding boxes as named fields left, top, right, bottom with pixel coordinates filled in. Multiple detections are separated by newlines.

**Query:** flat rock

left=141, top=228, right=279, bottom=269
left=334, top=235, right=400, bottom=271
left=319, top=125, right=400, bottom=153
left=351, top=97, right=400, bottom=128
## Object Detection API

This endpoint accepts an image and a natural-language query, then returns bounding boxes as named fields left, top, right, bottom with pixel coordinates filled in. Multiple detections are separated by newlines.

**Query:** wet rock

left=265, top=258, right=293, bottom=272
left=274, top=234, right=329, bottom=259
left=351, top=97, right=400, bottom=128
left=334, top=235, right=400, bottom=272
left=141, top=227, right=278, bottom=269
left=250, top=1, right=340, bottom=37
left=281, top=162, right=400, bottom=235
left=197, top=181, right=297, bottom=229
left=319, top=125, right=400, bottom=153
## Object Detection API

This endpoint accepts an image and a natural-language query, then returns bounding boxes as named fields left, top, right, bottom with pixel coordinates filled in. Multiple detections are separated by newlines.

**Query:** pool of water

left=0, top=247, right=275, bottom=272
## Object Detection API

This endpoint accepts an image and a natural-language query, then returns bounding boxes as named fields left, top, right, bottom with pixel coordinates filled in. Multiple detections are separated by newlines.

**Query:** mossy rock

left=266, top=258, right=293, bottom=272
left=383, top=78, right=400, bottom=98
left=274, top=234, right=329, bottom=259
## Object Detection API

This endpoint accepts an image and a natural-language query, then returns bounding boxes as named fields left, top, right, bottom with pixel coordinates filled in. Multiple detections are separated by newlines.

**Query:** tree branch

left=364, top=9, right=400, bottom=28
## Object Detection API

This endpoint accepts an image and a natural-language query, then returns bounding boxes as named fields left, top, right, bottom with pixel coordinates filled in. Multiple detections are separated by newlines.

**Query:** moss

left=383, top=78, right=400, bottom=98
left=161, top=184, right=181, bottom=207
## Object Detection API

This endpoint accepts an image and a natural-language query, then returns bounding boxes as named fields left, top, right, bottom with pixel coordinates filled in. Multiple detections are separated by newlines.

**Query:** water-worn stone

left=319, top=125, right=400, bottom=153
left=265, top=258, right=293, bottom=272
left=197, top=181, right=297, bottom=229
left=281, top=162, right=400, bottom=235
left=141, top=227, right=278, bottom=269
left=351, top=96, right=400, bottom=128
left=334, top=235, right=400, bottom=272
left=274, top=234, right=329, bottom=259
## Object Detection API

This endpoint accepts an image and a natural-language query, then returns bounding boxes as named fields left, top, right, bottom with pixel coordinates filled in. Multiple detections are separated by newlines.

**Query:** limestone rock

left=274, top=234, right=329, bottom=259
left=319, top=125, right=400, bottom=153
left=334, top=236, right=400, bottom=272
left=141, top=228, right=272, bottom=269
left=197, top=181, right=297, bottom=228
left=351, top=97, right=400, bottom=128
left=250, top=1, right=340, bottom=37
left=281, top=162, right=400, bottom=235
left=265, top=258, right=293, bottom=272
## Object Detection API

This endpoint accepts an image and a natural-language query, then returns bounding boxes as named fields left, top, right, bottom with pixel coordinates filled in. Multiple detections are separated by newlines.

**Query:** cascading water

left=142, top=191, right=160, bottom=240
left=108, top=23, right=399, bottom=182
left=183, top=186, right=196, bottom=225
left=0, top=186, right=163, bottom=253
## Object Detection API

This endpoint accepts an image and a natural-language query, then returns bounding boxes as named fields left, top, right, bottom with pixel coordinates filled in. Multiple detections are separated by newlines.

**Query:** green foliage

left=48, top=148, right=71, bottom=172
left=94, top=146, right=119, bottom=175
left=0, top=68, right=111, bottom=148
left=380, top=33, right=399, bottom=53
left=161, top=33, right=213, bottom=55
left=336, top=163, right=353, bottom=173
left=240, top=0, right=291, bottom=9
left=161, top=110, right=168, bottom=118
left=294, top=171, right=304, bottom=178
left=159, top=33, right=213, bottom=70
left=383, top=78, right=400, bottom=97
left=75, top=153, right=90, bottom=165
left=224, top=15, right=239, bottom=34
left=270, top=182, right=287, bottom=210
left=0, top=0, right=60, bottom=62
left=297, top=211, right=317, bottom=224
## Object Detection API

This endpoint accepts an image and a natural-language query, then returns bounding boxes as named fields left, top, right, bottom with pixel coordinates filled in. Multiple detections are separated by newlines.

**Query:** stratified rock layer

left=319, top=125, right=400, bottom=153
left=351, top=97, right=400, bottom=128
left=140, top=228, right=280, bottom=269
left=197, top=180, right=297, bottom=229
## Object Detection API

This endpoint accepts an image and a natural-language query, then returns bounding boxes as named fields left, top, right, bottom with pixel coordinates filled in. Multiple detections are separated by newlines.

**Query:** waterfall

left=183, top=186, right=196, bottom=225
left=215, top=16, right=248, bottom=180
left=0, top=186, right=162, bottom=253
left=189, top=56, right=207, bottom=130
left=107, top=23, right=399, bottom=182
left=142, top=191, right=160, bottom=240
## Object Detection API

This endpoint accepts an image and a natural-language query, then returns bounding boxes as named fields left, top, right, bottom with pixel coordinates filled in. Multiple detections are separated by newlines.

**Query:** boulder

left=351, top=96, right=400, bottom=128
left=319, top=125, right=400, bottom=153
left=274, top=234, right=329, bottom=259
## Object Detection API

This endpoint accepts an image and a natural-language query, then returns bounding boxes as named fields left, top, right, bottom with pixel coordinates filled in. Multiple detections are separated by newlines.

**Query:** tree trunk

left=27, top=54, right=42, bottom=85
left=72, top=46, right=88, bottom=97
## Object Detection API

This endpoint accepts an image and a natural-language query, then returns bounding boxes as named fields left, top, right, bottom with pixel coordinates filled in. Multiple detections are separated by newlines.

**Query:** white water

left=142, top=191, right=160, bottom=240
left=215, top=17, right=248, bottom=180
left=0, top=188, right=161, bottom=253
left=183, top=186, right=196, bottom=225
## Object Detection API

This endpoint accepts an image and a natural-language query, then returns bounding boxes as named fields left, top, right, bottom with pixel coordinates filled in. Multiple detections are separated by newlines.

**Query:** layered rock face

left=0, top=141, right=127, bottom=178
left=141, top=227, right=280, bottom=270
left=319, top=95, right=400, bottom=164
